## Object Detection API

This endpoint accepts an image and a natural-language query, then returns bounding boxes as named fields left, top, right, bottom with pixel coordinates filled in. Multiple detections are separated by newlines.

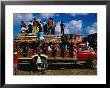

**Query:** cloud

left=65, top=20, right=83, bottom=34
left=87, top=22, right=97, bottom=34
left=15, top=14, right=22, bottom=19
left=55, top=20, right=83, bottom=34
left=55, top=22, right=61, bottom=34
left=39, top=13, right=56, bottom=19
left=56, top=14, right=60, bottom=17
left=67, top=13, right=89, bottom=17
left=68, top=20, right=82, bottom=30
left=14, top=13, right=33, bottom=24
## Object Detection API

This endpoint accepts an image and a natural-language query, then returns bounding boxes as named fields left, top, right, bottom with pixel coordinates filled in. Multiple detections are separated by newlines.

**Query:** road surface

left=16, top=64, right=97, bottom=75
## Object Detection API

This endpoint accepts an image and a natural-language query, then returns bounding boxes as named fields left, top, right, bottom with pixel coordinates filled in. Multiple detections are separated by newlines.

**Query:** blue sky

left=13, top=13, right=97, bottom=38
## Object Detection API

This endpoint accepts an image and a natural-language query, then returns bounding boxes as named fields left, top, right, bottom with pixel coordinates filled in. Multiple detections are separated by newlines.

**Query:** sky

left=13, top=13, right=97, bottom=38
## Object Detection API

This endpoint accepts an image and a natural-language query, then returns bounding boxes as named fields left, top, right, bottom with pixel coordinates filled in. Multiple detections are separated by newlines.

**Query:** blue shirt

left=38, top=32, right=45, bottom=41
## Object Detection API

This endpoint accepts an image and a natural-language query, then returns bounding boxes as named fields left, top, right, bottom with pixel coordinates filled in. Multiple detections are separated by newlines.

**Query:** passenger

left=79, top=46, right=83, bottom=51
left=65, top=44, right=68, bottom=51
left=28, top=20, right=33, bottom=33
left=73, top=45, right=77, bottom=58
left=37, top=53, right=43, bottom=70
left=21, top=21, right=27, bottom=34
left=48, top=45, right=52, bottom=51
left=61, top=44, right=65, bottom=57
left=43, top=20, right=48, bottom=34
left=86, top=41, right=89, bottom=47
left=37, top=29, right=45, bottom=47
left=13, top=52, right=18, bottom=75
left=52, top=21, right=56, bottom=35
left=60, top=21, right=65, bottom=34
left=48, top=18, right=55, bottom=35
left=56, top=44, right=60, bottom=51
left=33, top=18, right=39, bottom=35
left=52, top=44, right=56, bottom=57
left=39, top=20, right=43, bottom=32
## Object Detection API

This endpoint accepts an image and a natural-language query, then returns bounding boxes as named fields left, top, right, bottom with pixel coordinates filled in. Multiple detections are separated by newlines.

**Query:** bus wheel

left=90, top=58, right=97, bottom=69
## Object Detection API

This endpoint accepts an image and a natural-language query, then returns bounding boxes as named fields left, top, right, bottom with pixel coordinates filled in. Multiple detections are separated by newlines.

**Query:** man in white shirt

left=37, top=53, right=43, bottom=70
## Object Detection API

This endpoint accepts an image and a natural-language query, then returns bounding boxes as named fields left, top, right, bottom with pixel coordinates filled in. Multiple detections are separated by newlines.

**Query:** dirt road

left=16, top=64, right=97, bottom=75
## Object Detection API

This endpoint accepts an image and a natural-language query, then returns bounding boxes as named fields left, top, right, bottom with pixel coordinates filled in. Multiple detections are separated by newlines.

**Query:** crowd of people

left=21, top=17, right=65, bottom=36
left=20, top=17, right=65, bottom=56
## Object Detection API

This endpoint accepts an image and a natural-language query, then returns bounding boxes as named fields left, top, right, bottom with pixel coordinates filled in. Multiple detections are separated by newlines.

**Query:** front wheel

left=90, top=58, right=97, bottom=69
left=86, top=58, right=97, bottom=69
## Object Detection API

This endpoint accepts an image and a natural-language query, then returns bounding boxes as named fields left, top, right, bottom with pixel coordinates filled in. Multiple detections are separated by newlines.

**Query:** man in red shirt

left=13, top=52, right=18, bottom=75
left=48, top=18, right=55, bottom=35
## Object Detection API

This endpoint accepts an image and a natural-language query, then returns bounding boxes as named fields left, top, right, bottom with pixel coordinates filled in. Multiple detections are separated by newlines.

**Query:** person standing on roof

left=43, top=20, right=48, bottom=34
left=21, top=21, right=27, bottom=33
left=48, top=18, right=55, bottom=35
left=52, top=18, right=55, bottom=35
left=33, top=18, right=39, bottom=35
left=39, top=20, right=43, bottom=32
left=60, top=21, right=65, bottom=34
left=28, top=20, right=33, bottom=33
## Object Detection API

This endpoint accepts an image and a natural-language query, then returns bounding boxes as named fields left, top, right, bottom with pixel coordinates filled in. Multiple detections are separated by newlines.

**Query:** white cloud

left=15, top=14, right=22, bottom=19
left=39, top=13, right=56, bottom=19
left=55, top=20, right=83, bottom=34
left=25, top=13, right=33, bottom=21
left=87, top=22, right=97, bottom=34
left=14, top=13, right=33, bottom=24
left=68, top=13, right=89, bottom=17
left=56, top=14, right=60, bottom=17
left=68, top=20, right=82, bottom=30
left=55, top=22, right=61, bottom=35
left=65, top=20, right=82, bottom=34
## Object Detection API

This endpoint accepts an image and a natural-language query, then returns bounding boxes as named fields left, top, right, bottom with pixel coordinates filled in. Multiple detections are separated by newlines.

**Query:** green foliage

left=61, top=34, right=74, bottom=43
